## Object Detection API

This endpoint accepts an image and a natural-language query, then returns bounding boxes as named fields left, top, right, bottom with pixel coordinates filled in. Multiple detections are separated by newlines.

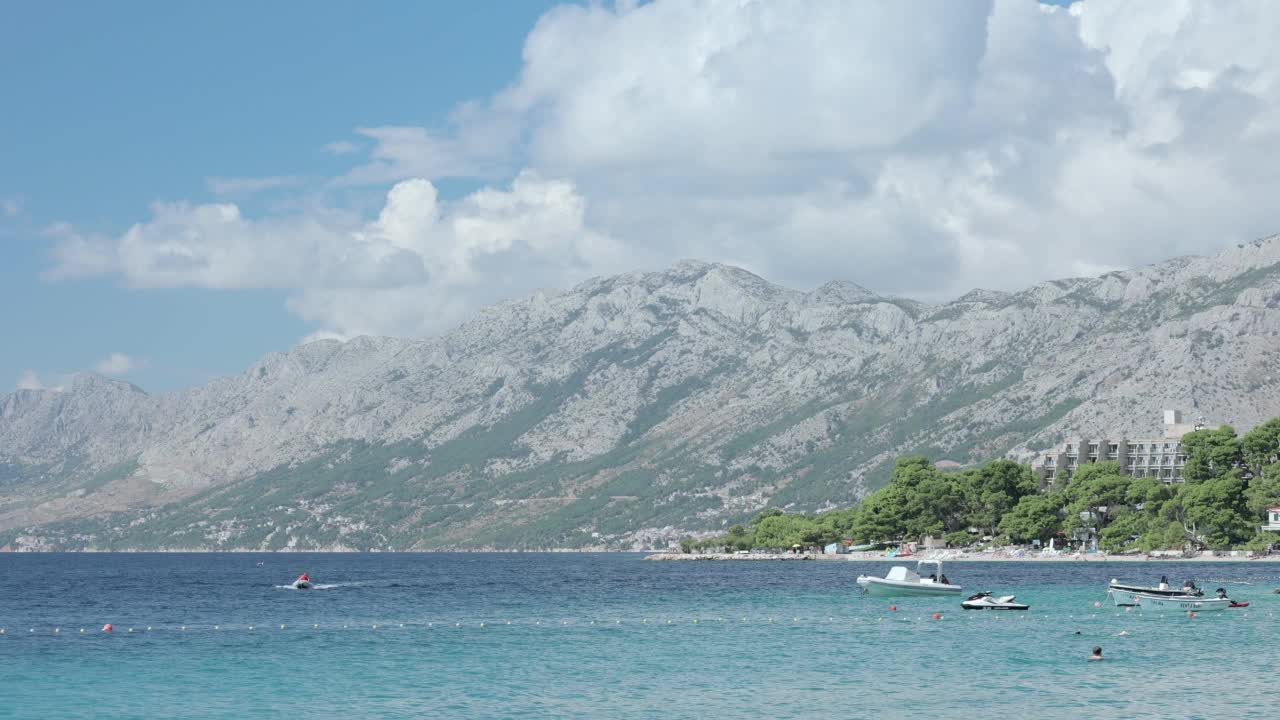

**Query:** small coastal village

left=660, top=410, right=1280, bottom=562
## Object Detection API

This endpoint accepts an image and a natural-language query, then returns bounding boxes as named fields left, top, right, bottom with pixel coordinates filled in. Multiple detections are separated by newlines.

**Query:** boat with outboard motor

left=1108, top=576, right=1201, bottom=606
left=856, top=560, right=962, bottom=597
left=961, top=592, right=1029, bottom=610
left=291, top=573, right=313, bottom=590
left=1111, top=590, right=1230, bottom=612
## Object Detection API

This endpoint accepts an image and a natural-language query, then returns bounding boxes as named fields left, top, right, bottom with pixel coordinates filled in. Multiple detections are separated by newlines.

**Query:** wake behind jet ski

left=292, top=572, right=313, bottom=590
left=961, top=591, right=1029, bottom=610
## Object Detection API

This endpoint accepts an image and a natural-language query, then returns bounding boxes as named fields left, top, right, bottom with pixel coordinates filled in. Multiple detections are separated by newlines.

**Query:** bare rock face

left=6, top=236, right=1280, bottom=551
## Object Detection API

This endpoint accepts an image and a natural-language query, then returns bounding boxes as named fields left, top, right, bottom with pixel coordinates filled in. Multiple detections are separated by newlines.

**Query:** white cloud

left=338, top=114, right=519, bottom=185
left=43, top=0, right=1280, bottom=335
left=206, top=176, right=301, bottom=196
left=1, top=196, right=22, bottom=217
left=16, top=370, right=43, bottom=390
left=93, top=352, right=138, bottom=376
left=51, top=173, right=629, bottom=339
left=335, top=0, right=1280, bottom=299
left=322, top=140, right=359, bottom=156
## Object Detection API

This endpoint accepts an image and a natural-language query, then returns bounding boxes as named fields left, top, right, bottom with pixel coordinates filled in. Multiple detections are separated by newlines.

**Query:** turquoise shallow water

left=2, top=554, right=1278, bottom=719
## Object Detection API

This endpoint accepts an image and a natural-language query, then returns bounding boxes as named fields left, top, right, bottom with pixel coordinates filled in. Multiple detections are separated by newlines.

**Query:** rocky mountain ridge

left=5, top=235, right=1280, bottom=550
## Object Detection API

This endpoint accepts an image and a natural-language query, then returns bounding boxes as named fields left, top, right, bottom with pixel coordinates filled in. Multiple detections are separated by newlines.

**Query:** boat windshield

left=916, top=560, right=943, bottom=575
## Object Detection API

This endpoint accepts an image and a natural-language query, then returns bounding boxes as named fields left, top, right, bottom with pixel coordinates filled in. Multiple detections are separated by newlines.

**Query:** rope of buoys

left=4, top=608, right=1268, bottom=636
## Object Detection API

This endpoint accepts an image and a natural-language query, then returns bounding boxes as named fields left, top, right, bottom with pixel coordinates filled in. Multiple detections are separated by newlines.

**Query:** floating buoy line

left=0, top=608, right=1271, bottom=638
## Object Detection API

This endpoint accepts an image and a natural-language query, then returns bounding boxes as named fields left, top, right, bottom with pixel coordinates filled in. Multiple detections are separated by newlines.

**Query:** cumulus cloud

left=206, top=176, right=301, bottom=196
left=51, top=173, right=629, bottom=338
left=482, top=0, right=1280, bottom=298
left=16, top=370, right=44, bottom=390
left=43, top=0, right=1280, bottom=337
left=93, top=352, right=138, bottom=375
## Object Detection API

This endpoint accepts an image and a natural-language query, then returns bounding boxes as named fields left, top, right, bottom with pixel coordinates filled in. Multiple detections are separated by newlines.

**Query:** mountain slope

left=6, top=236, right=1280, bottom=550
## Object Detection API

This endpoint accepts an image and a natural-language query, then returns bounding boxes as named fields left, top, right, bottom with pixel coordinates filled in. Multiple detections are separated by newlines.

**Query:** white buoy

left=372, top=624, right=378, bottom=630
left=281, top=624, right=286, bottom=630
left=182, top=626, right=187, bottom=631
left=401, top=624, right=406, bottom=628
left=214, top=625, right=220, bottom=630
left=249, top=626, right=254, bottom=631
left=146, top=626, right=152, bottom=631
left=55, top=628, right=60, bottom=633
left=80, top=629, right=85, bottom=633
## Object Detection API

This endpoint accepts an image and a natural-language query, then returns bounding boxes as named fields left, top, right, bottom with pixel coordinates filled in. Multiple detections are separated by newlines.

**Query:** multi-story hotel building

left=1033, top=410, right=1215, bottom=488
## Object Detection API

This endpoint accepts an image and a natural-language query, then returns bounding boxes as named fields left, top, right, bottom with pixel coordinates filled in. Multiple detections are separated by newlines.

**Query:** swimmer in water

left=1089, top=647, right=1103, bottom=661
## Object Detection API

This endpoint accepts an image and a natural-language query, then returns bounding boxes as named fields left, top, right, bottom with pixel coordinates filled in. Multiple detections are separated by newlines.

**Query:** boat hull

left=857, top=577, right=963, bottom=597
left=1108, top=582, right=1201, bottom=598
left=1108, top=590, right=1229, bottom=612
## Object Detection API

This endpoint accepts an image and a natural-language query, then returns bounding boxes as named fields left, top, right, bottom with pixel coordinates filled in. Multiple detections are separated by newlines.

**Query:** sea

left=1, top=553, right=1277, bottom=719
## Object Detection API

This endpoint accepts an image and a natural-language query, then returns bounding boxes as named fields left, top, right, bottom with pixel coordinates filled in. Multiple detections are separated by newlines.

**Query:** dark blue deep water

left=2, top=554, right=1278, bottom=718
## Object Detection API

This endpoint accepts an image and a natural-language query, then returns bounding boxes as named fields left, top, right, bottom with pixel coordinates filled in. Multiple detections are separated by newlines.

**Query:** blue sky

left=3, top=1, right=1276, bottom=394
left=1, top=2, right=561, bottom=390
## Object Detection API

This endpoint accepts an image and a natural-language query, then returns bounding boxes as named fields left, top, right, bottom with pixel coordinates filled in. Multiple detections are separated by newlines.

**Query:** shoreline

left=644, top=551, right=1280, bottom=562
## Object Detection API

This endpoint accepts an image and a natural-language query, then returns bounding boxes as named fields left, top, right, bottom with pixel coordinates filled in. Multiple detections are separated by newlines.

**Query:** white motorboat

left=1108, top=577, right=1202, bottom=606
left=1108, top=589, right=1230, bottom=612
left=961, top=592, right=1029, bottom=610
left=856, top=560, right=962, bottom=597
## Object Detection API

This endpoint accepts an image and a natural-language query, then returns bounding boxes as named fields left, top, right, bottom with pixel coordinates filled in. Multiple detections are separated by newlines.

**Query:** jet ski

left=961, top=591, right=1030, bottom=610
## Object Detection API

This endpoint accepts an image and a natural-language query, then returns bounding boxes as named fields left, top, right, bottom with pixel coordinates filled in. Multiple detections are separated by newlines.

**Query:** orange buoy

left=890, top=605, right=897, bottom=612
left=932, top=613, right=941, bottom=620
left=102, top=624, right=113, bottom=632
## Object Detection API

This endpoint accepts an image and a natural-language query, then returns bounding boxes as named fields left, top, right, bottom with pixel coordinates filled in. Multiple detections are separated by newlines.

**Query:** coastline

left=644, top=551, right=1280, bottom=562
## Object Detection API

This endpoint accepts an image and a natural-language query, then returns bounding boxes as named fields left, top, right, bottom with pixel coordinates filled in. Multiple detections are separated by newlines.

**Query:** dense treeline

left=685, top=418, right=1280, bottom=553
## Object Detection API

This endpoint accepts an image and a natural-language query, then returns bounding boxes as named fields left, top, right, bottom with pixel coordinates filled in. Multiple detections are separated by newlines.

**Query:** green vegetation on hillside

left=686, top=418, right=1280, bottom=553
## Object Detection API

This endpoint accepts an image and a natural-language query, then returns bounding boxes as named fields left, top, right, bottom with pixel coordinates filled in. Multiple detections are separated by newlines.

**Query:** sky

left=3, top=0, right=1280, bottom=393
